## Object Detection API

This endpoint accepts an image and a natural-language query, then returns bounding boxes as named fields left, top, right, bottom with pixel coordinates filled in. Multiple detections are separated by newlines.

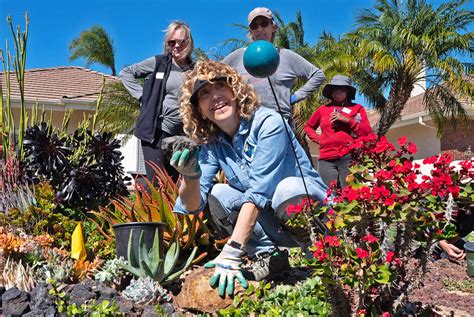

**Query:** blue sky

left=0, top=0, right=382, bottom=73
left=0, top=0, right=471, bottom=106
left=1, top=0, right=470, bottom=71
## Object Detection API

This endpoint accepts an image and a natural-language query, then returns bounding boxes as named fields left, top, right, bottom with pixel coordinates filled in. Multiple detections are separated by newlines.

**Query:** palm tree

left=344, top=0, right=473, bottom=136
left=95, top=81, right=140, bottom=140
left=69, top=25, right=117, bottom=76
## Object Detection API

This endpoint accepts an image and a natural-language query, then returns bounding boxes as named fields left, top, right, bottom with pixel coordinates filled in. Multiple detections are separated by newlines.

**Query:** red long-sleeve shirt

left=304, top=103, right=372, bottom=160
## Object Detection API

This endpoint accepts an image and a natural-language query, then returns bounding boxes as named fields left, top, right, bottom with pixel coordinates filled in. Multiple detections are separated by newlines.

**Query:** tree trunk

left=376, top=77, right=414, bottom=136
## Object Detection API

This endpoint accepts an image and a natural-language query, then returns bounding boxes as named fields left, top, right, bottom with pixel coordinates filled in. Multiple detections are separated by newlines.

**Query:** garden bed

left=407, top=258, right=473, bottom=316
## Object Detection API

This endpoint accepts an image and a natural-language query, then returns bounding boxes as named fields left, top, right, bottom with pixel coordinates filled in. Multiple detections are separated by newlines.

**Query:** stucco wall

left=385, top=123, right=441, bottom=160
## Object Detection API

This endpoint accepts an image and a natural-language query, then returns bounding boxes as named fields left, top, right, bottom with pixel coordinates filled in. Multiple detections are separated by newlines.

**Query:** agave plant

left=1, top=257, right=35, bottom=292
left=120, top=229, right=196, bottom=285
left=91, top=162, right=216, bottom=262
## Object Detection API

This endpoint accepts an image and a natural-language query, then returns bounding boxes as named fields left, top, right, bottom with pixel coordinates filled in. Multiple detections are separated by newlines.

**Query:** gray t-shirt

left=158, top=63, right=185, bottom=134
left=223, top=48, right=326, bottom=117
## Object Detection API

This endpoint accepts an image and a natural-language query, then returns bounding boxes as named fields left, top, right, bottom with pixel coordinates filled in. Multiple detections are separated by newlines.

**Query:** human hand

left=330, top=110, right=350, bottom=124
left=204, top=243, right=248, bottom=296
left=170, top=148, right=201, bottom=179
left=439, top=240, right=466, bottom=260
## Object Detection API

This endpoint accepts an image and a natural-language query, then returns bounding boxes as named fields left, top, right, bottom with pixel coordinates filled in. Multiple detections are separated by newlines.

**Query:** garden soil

left=408, top=258, right=473, bottom=316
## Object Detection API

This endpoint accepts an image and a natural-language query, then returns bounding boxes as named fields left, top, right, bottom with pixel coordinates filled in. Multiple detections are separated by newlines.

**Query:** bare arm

left=230, top=202, right=260, bottom=247
left=178, top=177, right=202, bottom=212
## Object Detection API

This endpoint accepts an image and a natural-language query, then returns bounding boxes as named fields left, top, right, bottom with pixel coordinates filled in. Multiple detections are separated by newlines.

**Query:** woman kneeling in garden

left=171, top=60, right=328, bottom=296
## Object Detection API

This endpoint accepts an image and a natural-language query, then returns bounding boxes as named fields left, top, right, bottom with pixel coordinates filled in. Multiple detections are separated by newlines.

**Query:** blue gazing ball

left=243, top=40, right=280, bottom=78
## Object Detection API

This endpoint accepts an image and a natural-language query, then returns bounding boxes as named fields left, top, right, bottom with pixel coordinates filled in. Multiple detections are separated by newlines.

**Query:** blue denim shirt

left=174, top=107, right=326, bottom=214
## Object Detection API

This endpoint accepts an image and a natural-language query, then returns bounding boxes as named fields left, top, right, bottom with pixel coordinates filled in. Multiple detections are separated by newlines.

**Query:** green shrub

left=218, top=277, right=330, bottom=316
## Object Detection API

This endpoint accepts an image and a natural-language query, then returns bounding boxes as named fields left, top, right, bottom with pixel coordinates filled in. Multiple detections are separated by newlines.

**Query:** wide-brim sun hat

left=322, top=75, right=356, bottom=100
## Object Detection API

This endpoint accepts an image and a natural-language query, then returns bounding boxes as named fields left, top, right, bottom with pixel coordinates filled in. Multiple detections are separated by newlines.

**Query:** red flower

left=301, top=197, right=314, bottom=207
left=325, top=235, right=340, bottom=247
left=385, top=251, right=394, bottom=263
left=423, top=156, right=437, bottom=164
left=407, top=182, right=419, bottom=192
left=356, top=247, right=369, bottom=259
left=362, top=234, right=378, bottom=244
left=357, top=309, right=366, bottom=316
left=407, top=142, right=417, bottom=154
left=381, top=312, right=391, bottom=317
left=397, top=136, right=407, bottom=147
left=286, top=204, right=302, bottom=216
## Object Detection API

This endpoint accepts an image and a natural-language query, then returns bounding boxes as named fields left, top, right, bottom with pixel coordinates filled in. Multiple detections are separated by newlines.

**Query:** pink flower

left=381, top=312, right=391, bottom=317
left=362, top=234, right=378, bottom=244
left=356, top=248, right=369, bottom=259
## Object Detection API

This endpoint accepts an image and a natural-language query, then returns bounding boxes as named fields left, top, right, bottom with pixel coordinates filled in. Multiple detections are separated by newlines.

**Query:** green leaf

left=374, top=264, right=394, bottom=284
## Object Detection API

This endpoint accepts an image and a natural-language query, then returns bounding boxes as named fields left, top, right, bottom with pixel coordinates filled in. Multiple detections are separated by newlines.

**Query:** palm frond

left=69, top=25, right=117, bottom=75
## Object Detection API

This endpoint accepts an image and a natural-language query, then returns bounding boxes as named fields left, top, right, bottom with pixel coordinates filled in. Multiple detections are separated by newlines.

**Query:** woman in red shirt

left=304, top=75, right=372, bottom=188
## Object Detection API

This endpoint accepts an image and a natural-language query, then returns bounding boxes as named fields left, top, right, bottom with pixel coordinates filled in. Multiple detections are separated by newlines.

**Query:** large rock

left=68, top=283, right=96, bottom=305
left=29, top=283, right=54, bottom=311
left=2, top=287, right=30, bottom=316
left=175, top=267, right=258, bottom=313
left=22, top=307, right=56, bottom=317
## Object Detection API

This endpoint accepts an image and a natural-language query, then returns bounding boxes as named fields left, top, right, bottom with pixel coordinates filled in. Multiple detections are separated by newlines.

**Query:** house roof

left=0, top=66, right=117, bottom=105
left=366, top=93, right=426, bottom=127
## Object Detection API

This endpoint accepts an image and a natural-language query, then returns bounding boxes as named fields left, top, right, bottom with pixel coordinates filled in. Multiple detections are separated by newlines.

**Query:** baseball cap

left=248, top=7, right=273, bottom=26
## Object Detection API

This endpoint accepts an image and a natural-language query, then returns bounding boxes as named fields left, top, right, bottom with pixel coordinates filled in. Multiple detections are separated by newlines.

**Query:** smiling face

left=197, top=80, right=239, bottom=136
left=249, top=16, right=277, bottom=42
left=167, top=28, right=189, bottom=62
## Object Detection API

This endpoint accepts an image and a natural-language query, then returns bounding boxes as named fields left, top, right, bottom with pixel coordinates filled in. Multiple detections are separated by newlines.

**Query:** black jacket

left=134, top=53, right=173, bottom=143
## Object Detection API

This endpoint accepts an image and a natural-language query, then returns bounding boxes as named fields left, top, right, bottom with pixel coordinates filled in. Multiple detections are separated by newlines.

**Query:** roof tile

left=0, top=66, right=118, bottom=104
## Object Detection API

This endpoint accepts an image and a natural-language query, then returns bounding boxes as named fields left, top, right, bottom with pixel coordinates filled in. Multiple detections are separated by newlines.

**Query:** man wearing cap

left=304, top=75, right=372, bottom=188
left=223, top=7, right=326, bottom=126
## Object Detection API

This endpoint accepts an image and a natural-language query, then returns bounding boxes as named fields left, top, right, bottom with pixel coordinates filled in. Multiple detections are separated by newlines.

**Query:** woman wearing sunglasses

left=223, top=7, right=326, bottom=127
left=120, top=21, right=194, bottom=183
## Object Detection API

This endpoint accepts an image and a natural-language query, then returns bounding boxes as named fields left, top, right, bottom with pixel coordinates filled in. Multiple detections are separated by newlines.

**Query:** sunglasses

left=167, top=39, right=187, bottom=47
left=249, top=19, right=271, bottom=30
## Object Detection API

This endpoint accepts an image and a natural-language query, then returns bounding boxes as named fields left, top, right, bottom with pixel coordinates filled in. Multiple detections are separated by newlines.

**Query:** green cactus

left=120, top=229, right=197, bottom=285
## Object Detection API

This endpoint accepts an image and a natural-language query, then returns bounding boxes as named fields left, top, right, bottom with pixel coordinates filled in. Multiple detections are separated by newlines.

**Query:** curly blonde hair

left=180, top=60, right=259, bottom=144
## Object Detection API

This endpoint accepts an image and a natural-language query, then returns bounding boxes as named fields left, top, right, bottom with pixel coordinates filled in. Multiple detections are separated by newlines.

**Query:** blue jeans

left=209, top=176, right=328, bottom=257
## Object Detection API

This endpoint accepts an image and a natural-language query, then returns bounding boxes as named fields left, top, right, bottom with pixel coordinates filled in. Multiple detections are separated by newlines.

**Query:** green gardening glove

left=204, top=243, right=248, bottom=297
left=170, top=148, right=201, bottom=179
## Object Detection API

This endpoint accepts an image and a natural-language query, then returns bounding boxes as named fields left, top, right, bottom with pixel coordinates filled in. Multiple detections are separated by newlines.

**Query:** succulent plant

left=94, top=257, right=127, bottom=286
left=120, top=229, right=197, bottom=285
left=122, top=276, right=172, bottom=305
left=1, top=257, right=35, bottom=292
left=33, top=249, right=75, bottom=283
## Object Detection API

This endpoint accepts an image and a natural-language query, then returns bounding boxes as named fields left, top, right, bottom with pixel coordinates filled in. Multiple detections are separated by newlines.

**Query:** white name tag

left=341, top=107, right=351, bottom=114
left=155, top=72, right=164, bottom=79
